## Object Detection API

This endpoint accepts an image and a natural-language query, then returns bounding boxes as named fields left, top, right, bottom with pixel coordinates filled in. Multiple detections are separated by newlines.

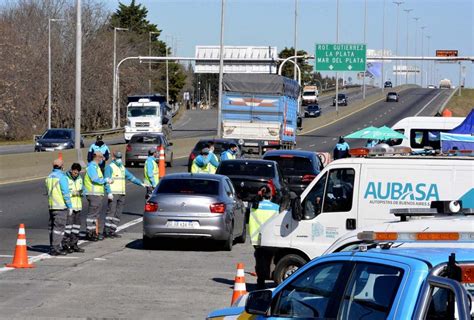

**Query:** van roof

left=392, top=116, right=464, bottom=129
left=331, top=156, right=474, bottom=163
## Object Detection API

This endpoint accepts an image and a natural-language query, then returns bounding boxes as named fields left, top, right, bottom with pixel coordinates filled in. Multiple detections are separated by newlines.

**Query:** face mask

left=116, top=159, right=122, bottom=164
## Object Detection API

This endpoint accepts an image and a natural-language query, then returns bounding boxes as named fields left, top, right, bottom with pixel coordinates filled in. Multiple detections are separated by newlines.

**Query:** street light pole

left=413, top=17, right=420, bottom=85
left=216, top=0, right=225, bottom=138
left=393, top=1, right=404, bottom=87
left=362, top=0, right=367, bottom=99
left=403, top=8, right=412, bottom=85
left=148, top=31, right=159, bottom=94
left=165, top=35, right=171, bottom=105
left=381, top=0, right=386, bottom=92
left=335, top=0, right=339, bottom=115
left=74, top=0, right=82, bottom=158
left=420, top=26, right=427, bottom=88
left=48, top=18, right=64, bottom=130
left=112, top=27, right=128, bottom=129
left=426, top=35, right=431, bottom=85
left=293, top=0, right=298, bottom=81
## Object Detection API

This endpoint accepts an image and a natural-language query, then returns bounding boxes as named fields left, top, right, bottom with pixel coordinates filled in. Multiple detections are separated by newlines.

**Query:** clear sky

left=110, top=0, right=471, bottom=87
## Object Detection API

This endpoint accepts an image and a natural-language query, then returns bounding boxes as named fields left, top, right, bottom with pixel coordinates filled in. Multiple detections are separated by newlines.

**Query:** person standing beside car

left=221, top=143, right=238, bottom=161
left=333, top=136, right=350, bottom=160
left=144, top=148, right=159, bottom=188
left=249, top=186, right=280, bottom=290
left=104, top=151, right=146, bottom=238
left=191, top=147, right=211, bottom=173
left=63, top=163, right=85, bottom=253
left=207, top=142, right=220, bottom=174
left=87, top=135, right=110, bottom=173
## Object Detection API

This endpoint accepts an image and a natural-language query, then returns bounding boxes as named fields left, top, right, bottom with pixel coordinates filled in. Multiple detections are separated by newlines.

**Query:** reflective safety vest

left=191, top=158, right=209, bottom=174
left=208, top=153, right=219, bottom=174
left=46, top=174, right=66, bottom=210
left=67, top=174, right=83, bottom=211
left=84, top=163, right=105, bottom=196
left=223, top=151, right=236, bottom=160
left=109, top=162, right=126, bottom=195
left=249, top=200, right=279, bottom=246
left=144, top=158, right=159, bottom=187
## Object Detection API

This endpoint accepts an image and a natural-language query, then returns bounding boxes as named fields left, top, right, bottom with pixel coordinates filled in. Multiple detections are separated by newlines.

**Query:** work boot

left=71, top=244, right=85, bottom=253
left=63, top=245, right=74, bottom=254
left=97, top=234, right=105, bottom=241
left=49, top=247, right=67, bottom=256
left=86, top=232, right=98, bottom=242
left=103, top=231, right=113, bottom=238
left=111, top=232, right=122, bottom=238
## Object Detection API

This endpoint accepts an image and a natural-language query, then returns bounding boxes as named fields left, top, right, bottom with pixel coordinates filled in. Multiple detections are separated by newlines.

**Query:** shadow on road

left=211, top=277, right=276, bottom=292
left=122, top=211, right=143, bottom=218
left=125, top=238, right=240, bottom=252
left=27, top=244, right=50, bottom=253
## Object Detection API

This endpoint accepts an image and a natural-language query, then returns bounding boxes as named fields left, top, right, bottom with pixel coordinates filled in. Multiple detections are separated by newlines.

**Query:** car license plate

left=138, top=155, right=148, bottom=159
left=167, top=221, right=198, bottom=228
left=244, top=142, right=259, bottom=147
left=45, top=148, right=55, bottom=151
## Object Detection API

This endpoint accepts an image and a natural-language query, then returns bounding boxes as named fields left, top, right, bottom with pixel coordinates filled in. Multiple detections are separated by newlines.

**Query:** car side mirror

left=297, top=116, right=303, bottom=130
left=245, top=290, right=273, bottom=315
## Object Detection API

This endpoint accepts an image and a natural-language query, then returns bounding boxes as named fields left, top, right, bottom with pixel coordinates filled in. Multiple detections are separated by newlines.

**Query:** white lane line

left=309, top=144, right=315, bottom=147
left=414, top=92, right=442, bottom=116
left=332, top=138, right=337, bottom=141
left=322, top=141, right=327, bottom=144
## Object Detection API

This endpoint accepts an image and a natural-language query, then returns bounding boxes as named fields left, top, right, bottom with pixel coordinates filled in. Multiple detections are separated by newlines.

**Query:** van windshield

left=303, top=91, right=317, bottom=96
left=127, top=106, right=160, bottom=118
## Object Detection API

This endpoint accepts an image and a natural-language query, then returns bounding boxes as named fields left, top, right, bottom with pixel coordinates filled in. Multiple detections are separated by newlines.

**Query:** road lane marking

left=309, top=144, right=315, bottom=147
left=322, top=141, right=327, bottom=144
left=414, top=92, right=442, bottom=116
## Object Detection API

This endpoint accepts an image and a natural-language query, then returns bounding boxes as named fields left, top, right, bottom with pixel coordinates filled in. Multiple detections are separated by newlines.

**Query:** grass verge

left=445, top=89, right=474, bottom=116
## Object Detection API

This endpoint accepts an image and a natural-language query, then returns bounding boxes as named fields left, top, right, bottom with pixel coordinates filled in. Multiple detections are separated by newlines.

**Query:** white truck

left=301, top=85, right=319, bottom=106
left=124, top=94, right=172, bottom=142
left=257, top=154, right=474, bottom=283
left=439, top=78, right=452, bottom=89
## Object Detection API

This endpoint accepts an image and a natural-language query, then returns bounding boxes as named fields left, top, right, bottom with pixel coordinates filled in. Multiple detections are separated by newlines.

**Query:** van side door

left=291, top=163, right=360, bottom=259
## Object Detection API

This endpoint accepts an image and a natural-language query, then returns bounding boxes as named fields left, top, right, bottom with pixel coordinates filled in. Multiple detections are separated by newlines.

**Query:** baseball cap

left=201, top=147, right=210, bottom=155
left=113, top=151, right=123, bottom=159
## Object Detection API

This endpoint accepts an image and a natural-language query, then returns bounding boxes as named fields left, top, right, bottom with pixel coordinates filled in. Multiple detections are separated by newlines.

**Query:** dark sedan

left=125, top=133, right=173, bottom=167
left=143, top=173, right=246, bottom=251
left=304, top=104, right=321, bottom=118
left=386, top=92, right=399, bottom=102
left=332, top=93, right=348, bottom=106
left=34, top=128, right=84, bottom=152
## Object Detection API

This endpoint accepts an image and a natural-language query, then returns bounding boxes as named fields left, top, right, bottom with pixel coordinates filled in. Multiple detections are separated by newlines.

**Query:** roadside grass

left=445, top=89, right=474, bottom=116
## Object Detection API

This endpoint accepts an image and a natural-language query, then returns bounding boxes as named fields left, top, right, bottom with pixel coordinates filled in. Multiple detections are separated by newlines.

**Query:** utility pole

left=381, top=0, right=386, bottom=92
left=420, top=26, right=427, bottom=88
left=362, top=0, right=367, bottom=99
left=335, top=0, right=339, bottom=115
left=48, top=18, right=64, bottom=130
left=403, top=8, right=413, bottom=85
left=293, top=0, right=298, bottom=80
left=393, top=1, right=404, bottom=87
left=112, top=27, right=128, bottom=128
left=217, top=0, right=225, bottom=138
left=426, top=35, right=431, bottom=85
left=148, top=31, right=159, bottom=94
left=413, top=17, right=420, bottom=86
left=74, top=0, right=82, bottom=160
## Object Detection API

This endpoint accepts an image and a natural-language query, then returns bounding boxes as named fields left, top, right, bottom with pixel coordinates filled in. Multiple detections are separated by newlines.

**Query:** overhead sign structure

left=315, top=43, right=367, bottom=72
left=436, top=50, right=458, bottom=57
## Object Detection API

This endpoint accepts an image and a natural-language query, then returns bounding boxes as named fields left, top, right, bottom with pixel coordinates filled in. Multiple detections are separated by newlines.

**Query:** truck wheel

left=274, top=254, right=308, bottom=284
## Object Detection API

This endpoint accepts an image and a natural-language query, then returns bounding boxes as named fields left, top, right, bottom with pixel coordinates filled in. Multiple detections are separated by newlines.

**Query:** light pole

left=165, top=35, right=172, bottom=104
left=413, top=17, right=420, bottom=85
left=393, top=1, right=404, bottom=87
left=420, top=26, right=427, bottom=88
left=217, top=0, right=225, bottom=138
left=48, top=18, right=64, bottom=129
left=335, top=0, right=340, bottom=115
left=362, top=0, right=367, bottom=99
left=148, top=31, right=159, bottom=94
left=74, top=0, right=82, bottom=157
left=293, top=0, right=298, bottom=81
left=381, top=0, right=386, bottom=91
left=403, top=8, right=412, bottom=85
left=112, top=27, right=128, bottom=129
left=426, top=35, right=431, bottom=85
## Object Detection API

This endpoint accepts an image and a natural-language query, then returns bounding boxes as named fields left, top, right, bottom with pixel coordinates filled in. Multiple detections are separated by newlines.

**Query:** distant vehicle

left=216, top=159, right=291, bottom=213
left=332, top=93, right=348, bottom=106
left=187, top=138, right=239, bottom=172
left=143, top=173, right=246, bottom=251
left=386, top=91, right=399, bottom=102
left=301, top=85, right=319, bottom=106
left=391, top=116, right=465, bottom=151
left=35, top=128, right=84, bottom=152
left=125, top=133, right=173, bottom=167
left=439, top=78, right=452, bottom=89
left=427, top=84, right=437, bottom=89
left=384, top=80, right=393, bottom=88
left=221, top=74, right=301, bottom=156
left=124, top=94, right=172, bottom=142
left=263, top=150, right=323, bottom=196
left=303, top=104, right=321, bottom=118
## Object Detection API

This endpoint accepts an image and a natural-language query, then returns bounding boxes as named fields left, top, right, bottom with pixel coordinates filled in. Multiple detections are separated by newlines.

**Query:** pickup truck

left=207, top=246, right=474, bottom=319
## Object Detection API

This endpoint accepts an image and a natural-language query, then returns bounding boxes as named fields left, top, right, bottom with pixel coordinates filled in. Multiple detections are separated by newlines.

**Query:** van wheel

left=274, top=254, right=308, bottom=284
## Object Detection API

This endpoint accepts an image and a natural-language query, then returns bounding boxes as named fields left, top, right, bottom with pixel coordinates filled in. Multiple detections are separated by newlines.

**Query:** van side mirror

left=290, top=192, right=303, bottom=221
left=297, top=116, right=303, bottom=130
left=245, top=290, right=272, bottom=315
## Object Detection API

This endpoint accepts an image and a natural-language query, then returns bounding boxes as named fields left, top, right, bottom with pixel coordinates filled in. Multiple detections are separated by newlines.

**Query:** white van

left=258, top=156, right=474, bottom=283
left=391, top=116, right=464, bottom=151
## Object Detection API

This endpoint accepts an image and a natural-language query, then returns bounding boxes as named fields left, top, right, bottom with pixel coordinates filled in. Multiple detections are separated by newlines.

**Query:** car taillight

left=144, top=202, right=158, bottom=212
left=302, top=174, right=316, bottom=183
left=126, top=144, right=132, bottom=152
left=268, top=179, right=276, bottom=196
left=210, top=202, right=226, bottom=214
left=189, top=153, right=196, bottom=161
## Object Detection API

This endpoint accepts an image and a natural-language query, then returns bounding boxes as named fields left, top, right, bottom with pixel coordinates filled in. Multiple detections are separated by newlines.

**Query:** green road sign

left=315, top=44, right=367, bottom=72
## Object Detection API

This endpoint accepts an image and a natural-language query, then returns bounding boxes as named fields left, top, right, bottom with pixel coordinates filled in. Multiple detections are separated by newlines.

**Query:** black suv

left=304, top=104, right=321, bottom=118
left=384, top=81, right=393, bottom=88
left=332, top=93, right=348, bottom=106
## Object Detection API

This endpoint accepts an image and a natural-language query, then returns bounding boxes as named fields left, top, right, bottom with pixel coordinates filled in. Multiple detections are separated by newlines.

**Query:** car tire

left=274, top=254, right=308, bottom=284
left=222, top=225, right=233, bottom=251
left=142, top=235, right=154, bottom=249
left=166, top=153, right=173, bottom=167
left=235, top=221, right=247, bottom=244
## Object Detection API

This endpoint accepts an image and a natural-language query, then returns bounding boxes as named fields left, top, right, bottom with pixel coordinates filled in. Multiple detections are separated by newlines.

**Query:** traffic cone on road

left=58, top=152, right=63, bottom=160
left=158, top=145, right=166, bottom=177
left=231, top=262, right=247, bottom=305
left=6, top=224, right=35, bottom=268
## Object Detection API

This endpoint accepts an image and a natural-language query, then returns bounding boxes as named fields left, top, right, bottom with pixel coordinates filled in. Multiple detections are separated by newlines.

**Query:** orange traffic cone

left=231, top=262, right=247, bottom=305
left=6, top=224, right=35, bottom=268
left=58, top=152, right=63, bottom=160
left=159, top=145, right=166, bottom=178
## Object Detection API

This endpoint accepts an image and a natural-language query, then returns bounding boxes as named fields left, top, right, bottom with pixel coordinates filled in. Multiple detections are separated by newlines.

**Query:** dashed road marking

left=414, top=92, right=442, bottom=116
left=309, top=144, right=315, bottom=147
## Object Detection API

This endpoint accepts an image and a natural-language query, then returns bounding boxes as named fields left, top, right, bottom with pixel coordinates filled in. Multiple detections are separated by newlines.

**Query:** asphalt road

left=0, top=88, right=452, bottom=319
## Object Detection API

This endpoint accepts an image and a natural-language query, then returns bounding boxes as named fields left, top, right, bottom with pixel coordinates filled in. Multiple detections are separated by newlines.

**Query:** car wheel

left=235, top=221, right=247, bottom=244
left=142, top=235, right=154, bottom=249
left=274, top=254, right=308, bottom=284
left=222, top=225, right=233, bottom=251
left=166, top=153, right=173, bottom=167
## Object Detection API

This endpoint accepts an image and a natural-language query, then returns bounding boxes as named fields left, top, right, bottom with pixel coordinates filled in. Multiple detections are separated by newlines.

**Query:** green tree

left=278, top=47, right=313, bottom=85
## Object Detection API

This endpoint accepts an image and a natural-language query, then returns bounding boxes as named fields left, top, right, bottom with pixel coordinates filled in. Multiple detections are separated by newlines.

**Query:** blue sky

left=111, top=0, right=472, bottom=87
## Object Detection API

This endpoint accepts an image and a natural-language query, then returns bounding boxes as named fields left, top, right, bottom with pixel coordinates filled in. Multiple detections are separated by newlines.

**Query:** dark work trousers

left=254, top=246, right=274, bottom=290
left=104, top=194, right=125, bottom=235
left=63, top=210, right=81, bottom=247
left=86, top=195, right=103, bottom=237
left=49, top=209, right=67, bottom=250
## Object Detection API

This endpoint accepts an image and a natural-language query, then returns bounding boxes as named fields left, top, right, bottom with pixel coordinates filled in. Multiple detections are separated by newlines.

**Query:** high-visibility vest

left=208, top=153, right=219, bottom=174
left=109, top=162, right=126, bottom=195
left=84, top=163, right=105, bottom=196
left=46, top=174, right=66, bottom=210
left=191, top=158, right=209, bottom=174
left=67, top=174, right=83, bottom=210
left=223, top=151, right=236, bottom=160
left=249, top=200, right=279, bottom=245
left=144, top=157, right=159, bottom=187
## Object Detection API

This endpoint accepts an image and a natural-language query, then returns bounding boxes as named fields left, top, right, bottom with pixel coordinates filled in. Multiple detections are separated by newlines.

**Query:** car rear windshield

left=130, top=135, right=162, bottom=144
left=157, top=179, right=219, bottom=195
left=264, top=156, right=314, bottom=175
left=218, top=162, right=274, bottom=178
left=194, top=141, right=230, bottom=154
left=43, top=130, right=72, bottom=139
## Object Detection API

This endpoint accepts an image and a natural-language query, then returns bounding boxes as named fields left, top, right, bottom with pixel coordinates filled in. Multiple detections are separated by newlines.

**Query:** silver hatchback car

left=143, top=173, right=246, bottom=251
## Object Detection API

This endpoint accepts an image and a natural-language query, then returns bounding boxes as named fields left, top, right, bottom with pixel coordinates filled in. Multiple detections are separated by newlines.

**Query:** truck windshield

left=303, top=91, right=317, bottom=96
left=127, top=107, right=160, bottom=118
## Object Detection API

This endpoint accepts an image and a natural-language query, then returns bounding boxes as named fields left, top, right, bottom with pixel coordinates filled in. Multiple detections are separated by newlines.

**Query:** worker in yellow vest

left=104, top=151, right=146, bottom=238
left=191, top=147, right=211, bottom=173
left=249, top=185, right=280, bottom=289
left=221, top=143, right=238, bottom=160
left=45, top=158, right=72, bottom=256
left=144, top=148, right=159, bottom=188
left=63, top=163, right=85, bottom=253
left=207, top=142, right=220, bottom=174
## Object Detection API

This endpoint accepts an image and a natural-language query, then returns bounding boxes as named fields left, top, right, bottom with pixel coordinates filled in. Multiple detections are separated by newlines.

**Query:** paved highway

left=0, top=88, right=453, bottom=318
